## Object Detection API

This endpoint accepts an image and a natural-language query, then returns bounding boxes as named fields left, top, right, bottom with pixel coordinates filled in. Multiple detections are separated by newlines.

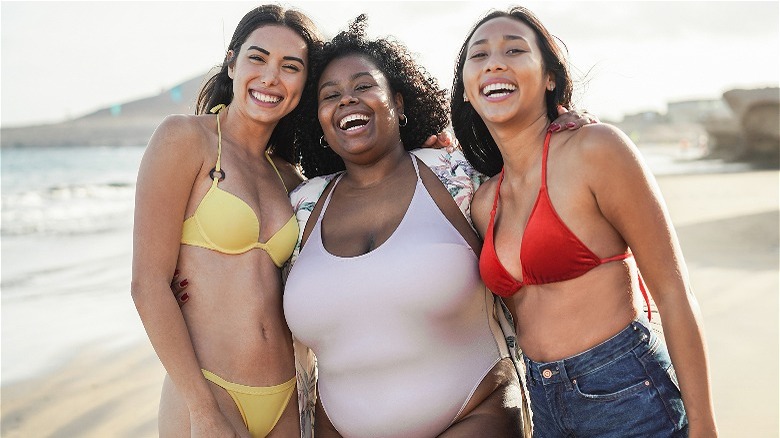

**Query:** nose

left=484, top=53, right=507, bottom=73
left=260, top=67, right=280, bottom=86
left=338, top=94, right=358, bottom=106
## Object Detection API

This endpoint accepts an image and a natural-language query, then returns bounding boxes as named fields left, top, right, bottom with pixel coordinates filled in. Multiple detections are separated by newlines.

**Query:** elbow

left=130, top=276, right=156, bottom=307
left=130, top=277, right=145, bottom=305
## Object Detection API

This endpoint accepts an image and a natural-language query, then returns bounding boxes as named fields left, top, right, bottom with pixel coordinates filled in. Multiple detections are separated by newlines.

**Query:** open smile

left=338, top=113, right=371, bottom=132
left=481, top=82, right=517, bottom=99
left=250, top=89, right=283, bottom=104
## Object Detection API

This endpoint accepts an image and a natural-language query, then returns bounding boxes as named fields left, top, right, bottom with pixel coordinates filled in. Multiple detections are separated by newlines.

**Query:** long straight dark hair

left=451, top=7, right=573, bottom=177
left=196, top=5, right=323, bottom=164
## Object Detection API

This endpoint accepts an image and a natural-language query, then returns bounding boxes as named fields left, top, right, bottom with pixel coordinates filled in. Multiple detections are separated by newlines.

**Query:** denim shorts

left=523, top=319, right=688, bottom=437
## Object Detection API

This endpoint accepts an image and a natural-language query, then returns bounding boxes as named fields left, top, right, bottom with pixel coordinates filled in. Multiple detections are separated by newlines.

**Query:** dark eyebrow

left=283, top=56, right=305, bottom=66
left=469, top=34, right=527, bottom=49
left=247, top=46, right=305, bottom=67
left=247, top=45, right=270, bottom=55
left=318, top=71, right=373, bottom=93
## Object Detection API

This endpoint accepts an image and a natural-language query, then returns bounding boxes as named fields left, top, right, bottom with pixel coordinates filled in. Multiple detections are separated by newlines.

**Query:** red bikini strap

left=638, top=272, right=652, bottom=322
left=603, top=252, right=653, bottom=321
left=490, top=168, right=505, bottom=217
left=540, top=130, right=553, bottom=189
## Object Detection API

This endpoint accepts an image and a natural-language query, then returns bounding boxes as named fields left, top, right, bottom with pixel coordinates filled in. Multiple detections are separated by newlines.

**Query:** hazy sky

left=1, top=1, right=778, bottom=127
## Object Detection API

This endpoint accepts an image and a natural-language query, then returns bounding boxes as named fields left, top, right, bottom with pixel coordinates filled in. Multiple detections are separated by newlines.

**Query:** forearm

left=132, top=281, right=219, bottom=415
left=655, top=291, right=718, bottom=436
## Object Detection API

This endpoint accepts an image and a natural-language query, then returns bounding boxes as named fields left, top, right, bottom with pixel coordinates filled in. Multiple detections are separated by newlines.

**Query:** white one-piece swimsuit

left=284, top=155, right=504, bottom=438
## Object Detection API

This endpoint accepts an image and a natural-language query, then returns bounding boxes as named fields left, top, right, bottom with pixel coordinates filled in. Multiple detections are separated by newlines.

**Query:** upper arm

left=132, top=116, right=205, bottom=287
left=583, top=125, right=689, bottom=300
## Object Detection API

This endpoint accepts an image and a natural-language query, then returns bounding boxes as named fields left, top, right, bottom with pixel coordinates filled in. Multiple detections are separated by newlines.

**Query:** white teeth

left=338, top=113, right=370, bottom=129
left=251, top=90, right=281, bottom=103
left=482, top=83, right=517, bottom=96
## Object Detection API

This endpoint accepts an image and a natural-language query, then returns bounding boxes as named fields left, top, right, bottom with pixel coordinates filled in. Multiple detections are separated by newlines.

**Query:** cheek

left=317, top=106, right=332, bottom=132
left=462, top=65, right=479, bottom=87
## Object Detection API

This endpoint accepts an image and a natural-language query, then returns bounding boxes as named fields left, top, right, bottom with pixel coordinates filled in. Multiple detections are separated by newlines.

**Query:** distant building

left=666, top=99, right=732, bottom=124
left=621, top=110, right=667, bottom=125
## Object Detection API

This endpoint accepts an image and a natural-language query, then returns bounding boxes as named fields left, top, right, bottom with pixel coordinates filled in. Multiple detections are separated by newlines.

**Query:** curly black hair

left=297, top=14, right=449, bottom=177
left=451, top=7, right=573, bottom=177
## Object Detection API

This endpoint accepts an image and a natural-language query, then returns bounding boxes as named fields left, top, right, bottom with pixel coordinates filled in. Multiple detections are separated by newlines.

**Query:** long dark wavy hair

left=196, top=5, right=323, bottom=164
left=297, top=14, right=449, bottom=177
left=451, top=7, right=573, bottom=177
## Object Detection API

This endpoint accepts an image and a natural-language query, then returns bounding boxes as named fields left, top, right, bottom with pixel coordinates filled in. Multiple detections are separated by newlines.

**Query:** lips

left=250, top=89, right=282, bottom=104
left=338, top=113, right=370, bottom=131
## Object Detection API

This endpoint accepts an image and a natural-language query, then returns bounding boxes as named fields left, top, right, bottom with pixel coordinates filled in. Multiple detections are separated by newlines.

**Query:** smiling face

left=228, top=24, right=308, bottom=124
left=462, top=16, right=553, bottom=127
left=317, top=54, right=404, bottom=163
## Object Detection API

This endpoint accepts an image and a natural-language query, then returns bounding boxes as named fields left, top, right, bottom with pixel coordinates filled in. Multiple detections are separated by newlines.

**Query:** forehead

left=319, top=54, right=387, bottom=84
left=241, top=25, right=307, bottom=55
left=469, top=16, right=537, bottom=46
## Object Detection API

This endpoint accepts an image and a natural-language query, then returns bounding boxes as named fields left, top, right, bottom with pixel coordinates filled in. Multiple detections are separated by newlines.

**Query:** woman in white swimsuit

left=282, top=16, right=523, bottom=437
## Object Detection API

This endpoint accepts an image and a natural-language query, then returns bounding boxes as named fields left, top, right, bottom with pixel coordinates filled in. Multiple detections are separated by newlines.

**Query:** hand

left=191, top=409, right=245, bottom=438
left=170, top=269, right=189, bottom=306
left=549, top=105, right=599, bottom=132
left=423, top=130, right=460, bottom=153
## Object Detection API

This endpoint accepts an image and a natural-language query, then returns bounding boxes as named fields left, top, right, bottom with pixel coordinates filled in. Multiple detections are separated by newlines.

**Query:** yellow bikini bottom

left=202, top=369, right=296, bottom=437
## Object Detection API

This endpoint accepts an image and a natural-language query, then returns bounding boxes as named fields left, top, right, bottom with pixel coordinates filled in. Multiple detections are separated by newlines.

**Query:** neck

left=220, top=105, right=277, bottom=157
left=487, top=111, right=550, bottom=176
left=340, top=141, right=408, bottom=189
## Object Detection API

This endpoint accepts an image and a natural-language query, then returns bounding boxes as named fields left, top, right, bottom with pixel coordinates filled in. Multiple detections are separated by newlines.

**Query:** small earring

left=319, top=135, right=329, bottom=149
left=547, top=83, right=555, bottom=91
left=463, top=92, right=469, bottom=102
left=399, top=114, right=408, bottom=127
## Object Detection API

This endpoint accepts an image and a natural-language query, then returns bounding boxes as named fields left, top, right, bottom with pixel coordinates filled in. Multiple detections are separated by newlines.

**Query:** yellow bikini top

left=181, top=105, right=298, bottom=267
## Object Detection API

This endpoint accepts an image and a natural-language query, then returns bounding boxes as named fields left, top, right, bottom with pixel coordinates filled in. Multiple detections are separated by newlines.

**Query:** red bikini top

left=479, top=130, right=651, bottom=319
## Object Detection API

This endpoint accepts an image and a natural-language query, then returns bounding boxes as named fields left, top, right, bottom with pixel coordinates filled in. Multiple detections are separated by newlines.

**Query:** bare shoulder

left=148, top=114, right=212, bottom=157
left=560, top=123, right=644, bottom=171
left=138, top=114, right=213, bottom=185
left=569, top=123, right=638, bottom=158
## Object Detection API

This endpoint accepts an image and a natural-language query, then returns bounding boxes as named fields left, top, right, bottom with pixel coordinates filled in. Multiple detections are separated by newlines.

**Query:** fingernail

left=174, top=269, right=180, bottom=276
left=565, top=122, right=576, bottom=128
left=549, top=123, right=561, bottom=132
left=180, top=293, right=189, bottom=302
left=179, top=279, right=188, bottom=287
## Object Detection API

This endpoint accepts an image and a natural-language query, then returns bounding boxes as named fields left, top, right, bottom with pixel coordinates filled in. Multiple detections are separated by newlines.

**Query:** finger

left=176, top=290, right=189, bottom=306
left=172, top=278, right=188, bottom=292
left=172, top=278, right=189, bottom=306
left=438, top=132, right=453, bottom=146
left=556, top=104, right=568, bottom=116
left=423, top=135, right=437, bottom=146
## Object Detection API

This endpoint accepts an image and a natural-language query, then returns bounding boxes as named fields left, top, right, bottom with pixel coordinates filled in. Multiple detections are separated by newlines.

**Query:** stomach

left=508, top=261, right=641, bottom=362
left=176, top=245, right=296, bottom=385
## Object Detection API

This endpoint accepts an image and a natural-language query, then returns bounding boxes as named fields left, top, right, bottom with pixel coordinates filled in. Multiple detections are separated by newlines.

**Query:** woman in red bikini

left=452, top=7, right=717, bottom=437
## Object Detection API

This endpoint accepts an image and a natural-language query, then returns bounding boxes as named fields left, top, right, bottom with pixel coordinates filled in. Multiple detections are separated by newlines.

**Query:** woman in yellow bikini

left=131, top=6, right=321, bottom=437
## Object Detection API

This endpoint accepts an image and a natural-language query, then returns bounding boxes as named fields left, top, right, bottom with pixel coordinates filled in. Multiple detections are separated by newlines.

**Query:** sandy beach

left=1, top=168, right=778, bottom=437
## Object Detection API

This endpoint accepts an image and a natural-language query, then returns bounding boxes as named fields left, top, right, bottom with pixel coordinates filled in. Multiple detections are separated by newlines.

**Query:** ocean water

left=1, top=146, right=143, bottom=237
left=2, top=146, right=147, bottom=383
left=0, top=143, right=748, bottom=384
